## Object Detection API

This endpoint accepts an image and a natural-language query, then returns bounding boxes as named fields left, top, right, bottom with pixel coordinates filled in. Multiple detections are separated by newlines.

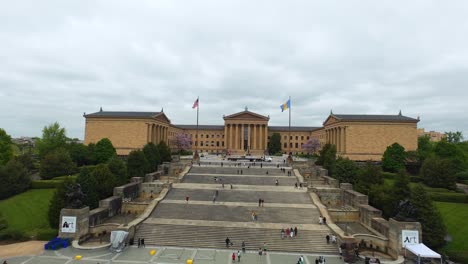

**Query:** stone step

left=161, top=199, right=316, bottom=209
left=134, top=224, right=339, bottom=253
left=189, top=166, right=293, bottom=176
left=150, top=203, right=320, bottom=224
left=172, top=183, right=307, bottom=192
left=165, top=188, right=313, bottom=204
left=183, top=174, right=299, bottom=186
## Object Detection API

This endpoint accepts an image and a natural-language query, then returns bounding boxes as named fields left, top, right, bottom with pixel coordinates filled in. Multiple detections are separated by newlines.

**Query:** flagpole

left=196, top=96, right=199, bottom=153
left=288, top=96, right=291, bottom=155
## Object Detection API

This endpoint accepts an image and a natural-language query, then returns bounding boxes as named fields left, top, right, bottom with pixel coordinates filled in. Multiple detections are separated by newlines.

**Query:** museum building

left=84, top=108, right=419, bottom=161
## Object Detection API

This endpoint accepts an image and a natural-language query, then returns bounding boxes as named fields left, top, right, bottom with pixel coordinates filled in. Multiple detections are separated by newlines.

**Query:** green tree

left=92, top=164, right=117, bottom=199
left=67, top=142, right=91, bottom=167
left=420, top=156, right=457, bottom=190
left=143, top=143, right=161, bottom=172
left=93, top=138, right=116, bottom=164
left=157, top=141, right=172, bottom=163
left=316, top=143, right=336, bottom=176
left=368, top=184, right=394, bottom=218
left=127, top=150, right=149, bottom=178
left=86, top=143, right=97, bottom=165
left=14, top=153, right=35, bottom=172
left=268, top=133, right=282, bottom=154
left=40, top=148, right=77, bottom=179
left=48, top=177, right=74, bottom=228
left=0, top=128, right=13, bottom=166
left=334, top=157, right=358, bottom=184
left=382, top=143, right=406, bottom=172
left=0, top=212, right=7, bottom=232
left=355, top=163, right=383, bottom=195
left=0, top=160, right=31, bottom=199
left=410, top=184, right=446, bottom=249
left=107, top=156, right=128, bottom=186
left=417, top=135, right=433, bottom=162
left=36, top=122, right=68, bottom=159
left=445, top=131, right=464, bottom=144
left=383, top=170, right=412, bottom=217
left=76, top=167, right=99, bottom=209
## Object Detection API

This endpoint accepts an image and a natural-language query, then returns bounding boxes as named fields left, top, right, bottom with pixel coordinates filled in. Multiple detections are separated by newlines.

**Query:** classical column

left=146, top=124, right=150, bottom=143
left=229, top=124, right=233, bottom=150
left=247, top=124, right=251, bottom=151
left=234, top=124, right=238, bottom=151
left=239, top=124, right=243, bottom=151
left=253, top=124, right=257, bottom=150
left=342, top=127, right=346, bottom=153
left=265, top=125, right=269, bottom=151
left=224, top=124, right=228, bottom=150
left=338, top=127, right=341, bottom=152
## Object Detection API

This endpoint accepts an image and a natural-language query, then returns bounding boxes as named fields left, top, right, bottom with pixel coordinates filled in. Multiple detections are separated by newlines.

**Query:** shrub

left=429, top=192, right=468, bottom=203
left=31, top=180, right=67, bottom=189
left=53, top=175, right=78, bottom=180
left=409, top=176, right=424, bottom=183
left=0, top=229, right=27, bottom=241
left=36, top=229, right=58, bottom=241
left=381, top=172, right=396, bottom=179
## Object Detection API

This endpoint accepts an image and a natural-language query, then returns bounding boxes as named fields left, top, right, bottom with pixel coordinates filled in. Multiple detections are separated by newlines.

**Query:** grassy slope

left=434, top=202, right=468, bottom=259
left=0, top=189, right=56, bottom=237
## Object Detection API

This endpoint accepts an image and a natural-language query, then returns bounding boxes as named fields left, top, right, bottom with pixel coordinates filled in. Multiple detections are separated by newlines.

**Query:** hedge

left=36, top=229, right=58, bottom=241
left=31, top=180, right=64, bottom=189
left=409, top=176, right=424, bottom=183
left=53, top=175, right=78, bottom=180
left=429, top=192, right=468, bottom=203
left=381, top=172, right=396, bottom=179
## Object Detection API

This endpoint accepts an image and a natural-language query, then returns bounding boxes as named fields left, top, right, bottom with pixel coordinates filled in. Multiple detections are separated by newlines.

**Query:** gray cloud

left=1, top=0, right=468, bottom=139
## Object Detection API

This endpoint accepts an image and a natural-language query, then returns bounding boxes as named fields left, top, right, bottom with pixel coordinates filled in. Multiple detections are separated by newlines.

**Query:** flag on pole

left=192, top=98, right=199, bottom=109
left=280, top=99, right=290, bottom=112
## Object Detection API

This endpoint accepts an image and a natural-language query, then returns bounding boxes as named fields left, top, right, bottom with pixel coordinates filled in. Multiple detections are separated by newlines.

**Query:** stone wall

left=387, top=218, right=422, bottom=259
left=114, top=182, right=140, bottom=200
left=140, top=181, right=170, bottom=198
left=342, top=189, right=368, bottom=208
left=358, top=204, right=382, bottom=228
left=328, top=209, right=360, bottom=223
left=122, top=202, right=150, bottom=215
left=314, top=187, right=342, bottom=208
left=371, top=218, right=389, bottom=238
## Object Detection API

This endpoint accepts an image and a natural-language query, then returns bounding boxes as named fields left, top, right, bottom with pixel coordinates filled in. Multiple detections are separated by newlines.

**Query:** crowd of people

left=281, top=227, right=299, bottom=239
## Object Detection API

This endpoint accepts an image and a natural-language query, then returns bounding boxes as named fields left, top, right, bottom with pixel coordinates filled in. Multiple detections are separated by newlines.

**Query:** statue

left=394, top=199, right=417, bottom=222
left=65, top=183, right=86, bottom=209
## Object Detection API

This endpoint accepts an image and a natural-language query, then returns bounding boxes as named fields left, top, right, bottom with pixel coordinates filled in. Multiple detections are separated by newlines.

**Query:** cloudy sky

left=1, top=1, right=468, bottom=139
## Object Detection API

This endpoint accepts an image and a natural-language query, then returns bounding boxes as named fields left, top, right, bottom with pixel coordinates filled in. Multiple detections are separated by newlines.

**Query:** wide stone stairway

left=135, top=164, right=338, bottom=254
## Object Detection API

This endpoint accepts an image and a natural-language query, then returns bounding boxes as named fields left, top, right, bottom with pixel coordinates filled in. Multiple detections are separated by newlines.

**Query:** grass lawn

left=434, top=202, right=468, bottom=262
left=0, top=189, right=57, bottom=239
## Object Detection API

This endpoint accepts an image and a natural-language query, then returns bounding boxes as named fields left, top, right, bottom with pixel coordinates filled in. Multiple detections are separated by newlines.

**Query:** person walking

left=185, top=196, right=190, bottom=203
left=141, top=238, right=145, bottom=247
left=281, top=228, right=285, bottom=239
left=326, top=234, right=330, bottom=244
left=286, top=227, right=290, bottom=238
left=290, top=227, right=294, bottom=238
left=226, top=237, right=231, bottom=248
left=237, top=250, right=241, bottom=262
left=294, top=182, right=298, bottom=188
left=258, top=199, right=261, bottom=207
left=275, top=179, right=279, bottom=186
left=262, top=242, right=267, bottom=254
left=241, top=241, right=246, bottom=253
left=137, top=238, right=141, bottom=248
left=232, top=252, right=236, bottom=262
left=294, top=227, right=298, bottom=237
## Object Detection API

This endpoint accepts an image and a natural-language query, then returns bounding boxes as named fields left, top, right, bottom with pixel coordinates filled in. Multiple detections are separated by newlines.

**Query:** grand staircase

left=135, top=164, right=339, bottom=254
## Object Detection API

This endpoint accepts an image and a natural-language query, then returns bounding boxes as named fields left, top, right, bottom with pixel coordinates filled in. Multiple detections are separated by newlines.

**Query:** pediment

left=224, top=111, right=269, bottom=121
left=323, top=115, right=340, bottom=126
left=154, top=112, right=171, bottom=124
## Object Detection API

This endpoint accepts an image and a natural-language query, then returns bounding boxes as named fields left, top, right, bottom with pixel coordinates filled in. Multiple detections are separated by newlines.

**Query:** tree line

left=316, top=132, right=468, bottom=250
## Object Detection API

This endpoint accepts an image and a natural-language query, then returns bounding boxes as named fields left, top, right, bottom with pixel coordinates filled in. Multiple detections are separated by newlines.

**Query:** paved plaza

left=3, top=246, right=344, bottom=264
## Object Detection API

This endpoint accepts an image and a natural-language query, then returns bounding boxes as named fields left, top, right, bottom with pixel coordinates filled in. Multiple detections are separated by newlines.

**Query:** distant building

left=417, top=128, right=445, bottom=142
left=84, top=108, right=419, bottom=161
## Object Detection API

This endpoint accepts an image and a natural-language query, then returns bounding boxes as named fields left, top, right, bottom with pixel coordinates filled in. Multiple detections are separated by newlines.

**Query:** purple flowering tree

left=171, top=133, right=192, bottom=156
left=301, top=138, right=320, bottom=155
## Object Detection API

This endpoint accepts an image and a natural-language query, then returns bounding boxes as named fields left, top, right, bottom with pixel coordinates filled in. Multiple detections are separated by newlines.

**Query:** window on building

left=290, top=136, right=293, bottom=140
left=212, top=134, right=214, bottom=138
left=211, top=141, right=215, bottom=146
left=217, top=135, right=220, bottom=138
left=301, top=136, right=304, bottom=140
left=200, top=134, right=203, bottom=138
left=307, top=136, right=309, bottom=140
left=200, top=141, right=203, bottom=146
left=222, top=141, right=225, bottom=147
left=295, top=143, right=298, bottom=148
left=296, top=136, right=298, bottom=140
left=284, top=143, right=287, bottom=148
left=216, top=141, right=219, bottom=147
left=284, top=135, right=287, bottom=140
left=290, top=143, right=293, bottom=148
left=206, top=141, right=209, bottom=146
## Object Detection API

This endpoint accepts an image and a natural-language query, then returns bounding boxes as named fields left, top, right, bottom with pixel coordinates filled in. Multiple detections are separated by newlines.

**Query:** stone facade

left=84, top=109, right=419, bottom=161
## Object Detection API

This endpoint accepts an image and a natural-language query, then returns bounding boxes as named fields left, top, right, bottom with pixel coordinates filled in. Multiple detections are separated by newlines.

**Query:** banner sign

left=61, top=216, right=77, bottom=233
left=402, top=230, right=419, bottom=247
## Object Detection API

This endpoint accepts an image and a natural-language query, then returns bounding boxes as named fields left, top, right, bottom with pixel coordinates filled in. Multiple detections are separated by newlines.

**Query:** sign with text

left=61, top=216, right=77, bottom=233
left=402, top=230, right=419, bottom=247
